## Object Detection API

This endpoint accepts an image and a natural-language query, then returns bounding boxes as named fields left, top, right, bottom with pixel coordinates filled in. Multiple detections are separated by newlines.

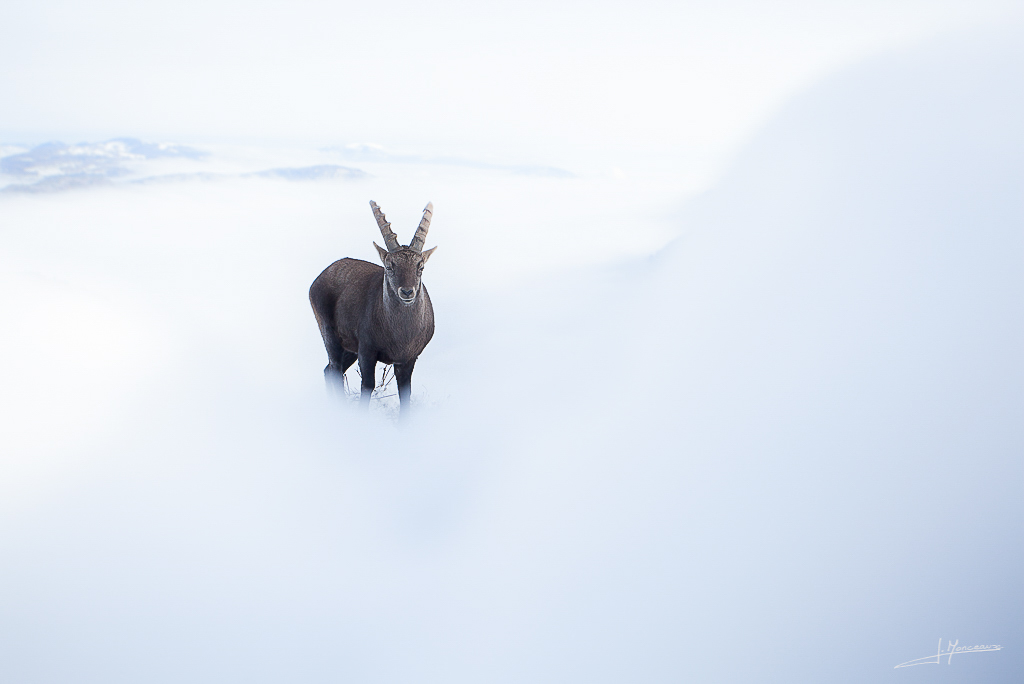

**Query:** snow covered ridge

left=0, top=138, right=366, bottom=193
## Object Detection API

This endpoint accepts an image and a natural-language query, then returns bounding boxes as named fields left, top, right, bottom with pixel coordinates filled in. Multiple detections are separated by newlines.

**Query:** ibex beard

left=309, top=201, right=436, bottom=416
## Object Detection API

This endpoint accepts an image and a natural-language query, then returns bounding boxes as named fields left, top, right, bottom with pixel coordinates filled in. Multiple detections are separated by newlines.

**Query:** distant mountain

left=249, top=165, right=365, bottom=181
left=1, top=136, right=568, bottom=193
left=2, top=174, right=113, bottom=193
left=0, top=138, right=366, bottom=193
left=326, top=142, right=573, bottom=177
left=0, top=138, right=205, bottom=179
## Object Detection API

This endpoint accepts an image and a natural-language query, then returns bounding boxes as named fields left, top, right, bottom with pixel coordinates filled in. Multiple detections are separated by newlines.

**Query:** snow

left=0, top=28, right=1021, bottom=684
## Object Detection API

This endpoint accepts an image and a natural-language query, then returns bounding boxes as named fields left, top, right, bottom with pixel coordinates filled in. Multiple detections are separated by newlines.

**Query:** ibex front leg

left=394, top=359, right=416, bottom=415
left=358, top=352, right=377, bottom=408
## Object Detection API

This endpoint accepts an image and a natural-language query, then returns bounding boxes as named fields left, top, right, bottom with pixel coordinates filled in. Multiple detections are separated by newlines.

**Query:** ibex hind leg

left=325, top=349, right=358, bottom=399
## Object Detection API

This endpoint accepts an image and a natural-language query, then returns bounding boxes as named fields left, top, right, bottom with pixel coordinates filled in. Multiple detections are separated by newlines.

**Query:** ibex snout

left=399, top=287, right=416, bottom=302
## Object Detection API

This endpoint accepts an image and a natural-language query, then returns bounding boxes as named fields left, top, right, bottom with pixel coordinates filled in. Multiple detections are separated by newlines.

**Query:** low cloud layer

left=0, top=30, right=1020, bottom=684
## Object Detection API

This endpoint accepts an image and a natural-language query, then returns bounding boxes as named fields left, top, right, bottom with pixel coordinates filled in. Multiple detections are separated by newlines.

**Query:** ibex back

left=310, top=201, right=436, bottom=415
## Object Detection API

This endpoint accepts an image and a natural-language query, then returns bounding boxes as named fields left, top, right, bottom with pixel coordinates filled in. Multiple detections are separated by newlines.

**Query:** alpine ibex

left=309, top=201, right=436, bottom=414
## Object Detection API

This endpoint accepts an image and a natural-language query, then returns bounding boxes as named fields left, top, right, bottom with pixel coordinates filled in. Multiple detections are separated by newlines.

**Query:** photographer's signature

left=895, top=639, right=1002, bottom=668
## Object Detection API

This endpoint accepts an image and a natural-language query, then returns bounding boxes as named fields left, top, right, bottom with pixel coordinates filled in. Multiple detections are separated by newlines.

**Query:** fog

left=1, top=5, right=1022, bottom=684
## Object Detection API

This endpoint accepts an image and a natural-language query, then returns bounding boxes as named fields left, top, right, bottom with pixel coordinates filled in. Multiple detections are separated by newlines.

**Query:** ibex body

left=310, top=201, right=436, bottom=414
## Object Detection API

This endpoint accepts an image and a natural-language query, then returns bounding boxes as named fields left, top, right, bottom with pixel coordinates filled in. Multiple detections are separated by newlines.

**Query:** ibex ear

left=420, top=246, right=437, bottom=264
left=373, top=242, right=389, bottom=264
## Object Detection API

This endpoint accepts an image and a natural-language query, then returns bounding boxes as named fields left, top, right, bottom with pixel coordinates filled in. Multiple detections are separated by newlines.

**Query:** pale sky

left=2, top=0, right=1020, bottom=175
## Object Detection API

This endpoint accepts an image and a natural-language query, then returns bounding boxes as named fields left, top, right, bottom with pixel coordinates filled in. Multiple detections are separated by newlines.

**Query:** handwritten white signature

left=895, top=639, right=1002, bottom=668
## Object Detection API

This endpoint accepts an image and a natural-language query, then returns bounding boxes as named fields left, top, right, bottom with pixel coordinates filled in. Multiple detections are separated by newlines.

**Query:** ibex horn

left=409, top=202, right=433, bottom=253
left=370, top=200, right=401, bottom=252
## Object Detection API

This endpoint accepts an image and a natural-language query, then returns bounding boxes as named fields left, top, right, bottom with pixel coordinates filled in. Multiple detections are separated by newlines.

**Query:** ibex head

left=370, top=201, right=437, bottom=306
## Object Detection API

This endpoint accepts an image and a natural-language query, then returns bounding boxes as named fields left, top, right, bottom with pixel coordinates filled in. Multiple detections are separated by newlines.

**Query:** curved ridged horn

left=370, top=200, right=401, bottom=252
left=409, top=202, right=433, bottom=253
